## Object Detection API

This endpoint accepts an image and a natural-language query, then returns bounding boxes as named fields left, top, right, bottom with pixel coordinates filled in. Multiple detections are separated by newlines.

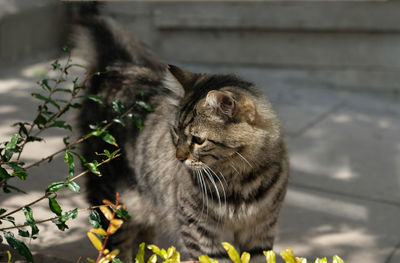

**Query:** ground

left=0, top=55, right=400, bottom=263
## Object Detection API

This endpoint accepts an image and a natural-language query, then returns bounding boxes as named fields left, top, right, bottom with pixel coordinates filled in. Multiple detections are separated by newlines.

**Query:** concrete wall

left=0, top=0, right=66, bottom=67
left=2, top=1, right=400, bottom=94
left=103, top=1, right=400, bottom=94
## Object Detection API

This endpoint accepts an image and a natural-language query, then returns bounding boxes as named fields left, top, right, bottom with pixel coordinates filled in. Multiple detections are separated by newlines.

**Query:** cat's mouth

left=183, top=158, right=204, bottom=171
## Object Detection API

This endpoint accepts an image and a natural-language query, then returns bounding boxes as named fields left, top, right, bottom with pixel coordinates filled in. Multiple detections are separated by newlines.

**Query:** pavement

left=1, top=55, right=400, bottom=263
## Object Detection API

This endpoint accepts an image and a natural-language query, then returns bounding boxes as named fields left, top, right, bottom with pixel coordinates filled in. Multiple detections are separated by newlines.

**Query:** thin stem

left=0, top=194, right=51, bottom=220
left=23, top=102, right=134, bottom=171
left=16, top=53, right=72, bottom=162
left=0, top=206, right=103, bottom=231
left=0, top=154, right=121, bottom=220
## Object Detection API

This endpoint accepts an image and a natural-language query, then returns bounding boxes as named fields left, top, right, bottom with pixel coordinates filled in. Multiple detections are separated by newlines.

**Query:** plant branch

left=0, top=206, right=103, bottom=232
left=0, top=193, right=51, bottom=220
left=23, top=102, right=135, bottom=170
left=0, top=154, right=121, bottom=220
left=16, top=53, right=72, bottom=162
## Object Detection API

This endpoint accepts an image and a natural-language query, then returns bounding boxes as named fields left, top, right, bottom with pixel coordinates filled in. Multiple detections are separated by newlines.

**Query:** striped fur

left=74, top=16, right=289, bottom=263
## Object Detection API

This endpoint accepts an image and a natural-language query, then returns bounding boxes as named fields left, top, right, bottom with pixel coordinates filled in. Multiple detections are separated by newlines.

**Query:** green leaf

left=60, top=208, right=78, bottom=222
left=112, top=118, right=125, bottom=127
left=89, top=130, right=104, bottom=137
left=135, top=242, right=145, bottom=263
left=26, top=136, right=43, bottom=142
left=33, top=114, right=47, bottom=126
left=315, top=258, right=328, bottom=263
left=46, top=181, right=66, bottom=193
left=4, top=134, right=19, bottom=161
left=4, top=231, right=33, bottom=263
left=221, top=242, right=241, bottom=263
left=50, top=121, right=72, bottom=131
left=112, top=101, right=125, bottom=114
left=8, top=162, right=27, bottom=180
left=32, top=93, right=60, bottom=109
left=12, top=122, right=29, bottom=136
left=0, top=167, right=11, bottom=180
left=39, top=79, right=52, bottom=91
left=112, top=259, right=123, bottom=263
left=88, top=210, right=101, bottom=228
left=116, top=208, right=131, bottom=220
left=2, top=184, right=26, bottom=194
left=62, top=45, right=69, bottom=53
left=5, top=134, right=18, bottom=151
left=0, top=208, right=6, bottom=215
left=130, top=115, right=143, bottom=130
left=136, top=101, right=153, bottom=112
left=86, top=161, right=101, bottom=176
left=22, top=206, right=39, bottom=237
left=102, top=132, right=118, bottom=147
left=64, top=150, right=75, bottom=179
left=51, top=59, right=62, bottom=70
left=5, top=216, right=15, bottom=226
left=70, top=103, right=83, bottom=109
left=0, top=234, right=2, bottom=244
left=49, top=196, right=62, bottom=216
left=54, top=88, right=72, bottom=93
left=79, top=94, right=103, bottom=104
left=67, top=181, right=80, bottom=193
left=18, top=229, right=30, bottom=238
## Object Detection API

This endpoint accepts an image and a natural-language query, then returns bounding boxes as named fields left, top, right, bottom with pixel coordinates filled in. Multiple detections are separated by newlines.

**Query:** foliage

left=0, top=47, right=145, bottom=262
left=86, top=193, right=128, bottom=263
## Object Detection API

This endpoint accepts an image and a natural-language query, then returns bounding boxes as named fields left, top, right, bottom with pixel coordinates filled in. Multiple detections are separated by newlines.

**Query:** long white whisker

left=236, top=151, right=253, bottom=168
left=203, top=168, right=221, bottom=213
left=199, top=170, right=209, bottom=219
left=229, top=163, right=239, bottom=174
left=203, top=165, right=227, bottom=213
left=196, top=170, right=206, bottom=217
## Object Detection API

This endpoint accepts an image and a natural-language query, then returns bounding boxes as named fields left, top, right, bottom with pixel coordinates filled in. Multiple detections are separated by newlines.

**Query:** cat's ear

left=168, top=64, right=196, bottom=91
left=205, top=90, right=236, bottom=120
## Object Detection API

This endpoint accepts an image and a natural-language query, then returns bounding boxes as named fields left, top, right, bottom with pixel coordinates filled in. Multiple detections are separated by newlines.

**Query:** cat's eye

left=192, top=135, right=205, bottom=145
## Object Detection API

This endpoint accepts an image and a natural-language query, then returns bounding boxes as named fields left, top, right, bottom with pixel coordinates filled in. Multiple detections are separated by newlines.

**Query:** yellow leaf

left=103, top=249, right=110, bottom=255
left=147, top=244, right=161, bottom=256
left=146, top=254, right=157, bottom=263
left=264, top=250, right=276, bottom=263
left=241, top=252, right=251, bottom=263
left=90, top=228, right=107, bottom=236
left=167, top=246, right=176, bottom=259
left=108, top=219, right=124, bottom=234
left=295, top=257, right=307, bottom=263
left=87, top=232, right=103, bottom=251
left=99, top=206, right=113, bottom=221
left=333, top=255, right=344, bottom=263
left=280, top=251, right=295, bottom=263
left=315, top=258, right=327, bottom=263
left=221, top=242, right=241, bottom=263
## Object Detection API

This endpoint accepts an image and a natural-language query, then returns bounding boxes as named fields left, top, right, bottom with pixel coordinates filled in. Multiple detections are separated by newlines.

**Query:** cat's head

left=168, top=65, right=283, bottom=175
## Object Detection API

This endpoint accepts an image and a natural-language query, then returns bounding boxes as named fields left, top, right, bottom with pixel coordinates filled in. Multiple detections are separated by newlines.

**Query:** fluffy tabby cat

left=74, top=15, right=289, bottom=263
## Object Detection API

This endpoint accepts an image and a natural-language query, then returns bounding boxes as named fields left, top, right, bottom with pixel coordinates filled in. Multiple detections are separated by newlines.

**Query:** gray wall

left=103, top=1, right=400, bottom=94
left=2, top=1, right=400, bottom=94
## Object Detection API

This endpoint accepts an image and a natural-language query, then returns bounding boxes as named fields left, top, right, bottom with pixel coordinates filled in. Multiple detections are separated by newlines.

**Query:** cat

left=73, top=14, right=289, bottom=263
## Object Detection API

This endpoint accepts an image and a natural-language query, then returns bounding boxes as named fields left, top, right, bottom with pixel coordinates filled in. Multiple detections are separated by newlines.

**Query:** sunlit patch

left=285, top=189, right=368, bottom=221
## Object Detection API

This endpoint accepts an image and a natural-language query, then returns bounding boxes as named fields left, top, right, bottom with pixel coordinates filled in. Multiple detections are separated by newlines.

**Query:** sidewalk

left=1, top=56, right=399, bottom=263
